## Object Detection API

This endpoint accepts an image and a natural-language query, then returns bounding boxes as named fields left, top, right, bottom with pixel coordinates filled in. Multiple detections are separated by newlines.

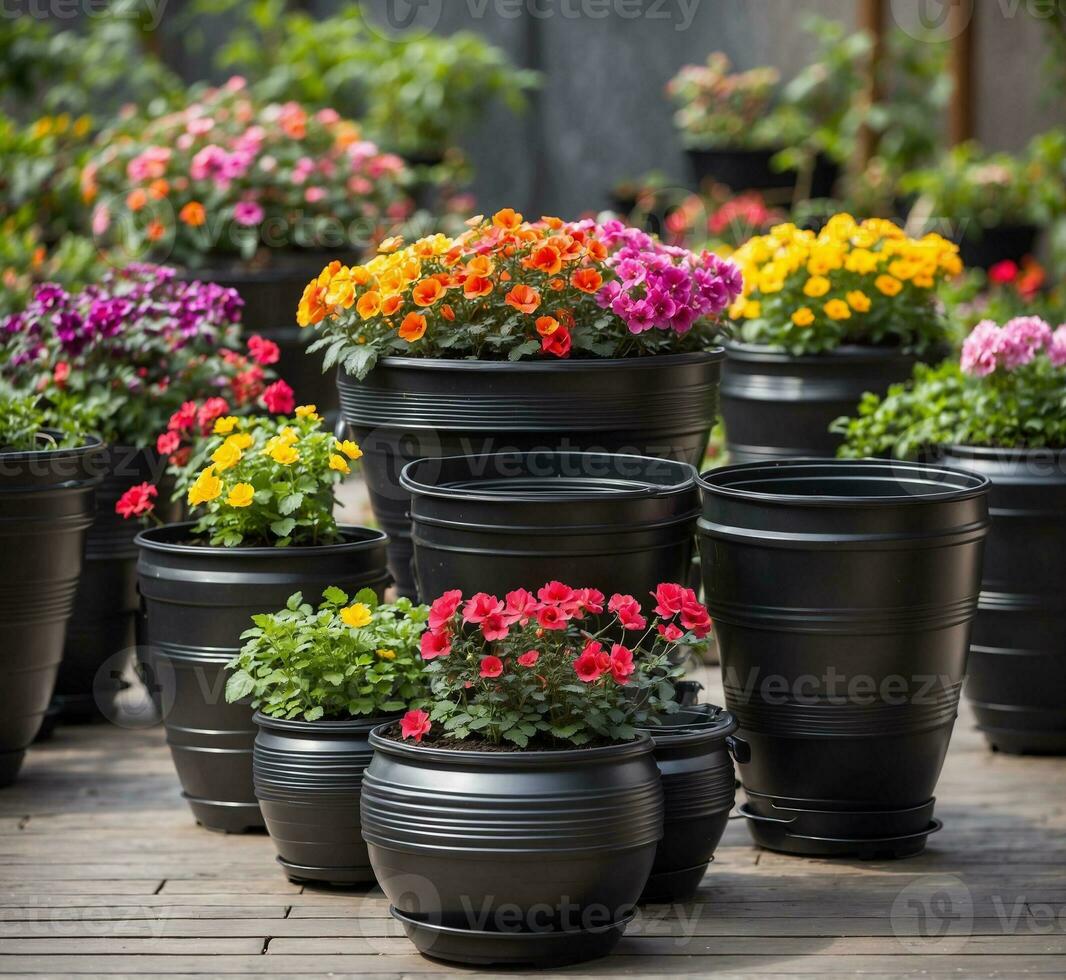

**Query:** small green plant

left=225, top=588, right=429, bottom=722
left=0, top=387, right=96, bottom=452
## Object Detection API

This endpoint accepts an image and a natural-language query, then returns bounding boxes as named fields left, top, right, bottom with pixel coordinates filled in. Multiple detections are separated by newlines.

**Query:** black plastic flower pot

left=698, top=459, right=989, bottom=858
left=337, top=351, right=723, bottom=598
left=136, top=523, right=389, bottom=833
left=685, top=147, right=839, bottom=198
left=253, top=711, right=399, bottom=885
left=941, top=446, right=1066, bottom=755
left=720, top=341, right=944, bottom=465
left=401, top=450, right=699, bottom=601
left=637, top=707, right=740, bottom=903
left=361, top=728, right=663, bottom=966
left=0, top=436, right=103, bottom=784
left=54, top=445, right=178, bottom=723
left=956, top=224, right=1040, bottom=271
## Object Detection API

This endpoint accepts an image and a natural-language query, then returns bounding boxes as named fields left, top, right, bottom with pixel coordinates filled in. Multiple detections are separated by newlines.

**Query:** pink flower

left=609, top=594, right=647, bottom=631
left=53, top=361, right=70, bottom=386
left=988, top=259, right=1018, bottom=285
left=196, top=397, right=229, bottom=433
left=420, top=629, right=451, bottom=660
left=233, top=200, right=265, bottom=227
left=503, top=588, right=539, bottom=625
left=609, top=644, right=635, bottom=684
left=535, top=604, right=569, bottom=631
left=304, top=187, right=327, bottom=204
left=999, top=315, right=1052, bottom=370
left=680, top=595, right=712, bottom=638
left=247, top=334, right=280, bottom=366
left=1049, top=325, right=1066, bottom=368
left=517, top=650, right=540, bottom=668
left=156, top=431, right=181, bottom=456
left=538, top=581, right=575, bottom=605
left=479, top=655, right=504, bottom=679
left=480, top=613, right=510, bottom=642
left=400, top=709, right=431, bottom=742
left=428, top=589, right=463, bottom=630
left=574, top=642, right=606, bottom=683
left=658, top=623, right=684, bottom=642
left=652, top=583, right=686, bottom=618
left=115, top=482, right=157, bottom=520
left=462, top=592, right=503, bottom=624
left=262, top=380, right=295, bottom=414
left=960, top=320, right=1001, bottom=377
left=578, top=588, right=606, bottom=615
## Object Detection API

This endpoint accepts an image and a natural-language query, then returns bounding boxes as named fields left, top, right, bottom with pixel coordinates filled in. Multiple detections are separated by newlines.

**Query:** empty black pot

left=942, top=446, right=1066, bottom=754
left=136, top=523, right=389, bottom=833
left=698, top=459, right=989, bottom=857
left=685, top=148, right=839, bottom=198
left=637, top=707, right=741, bottom=903
left=401, top=451, right=699, bottom=601
left=0, top=437, right=103, bottom=784
left=957, top=224, right=1039, bottom=271
left=253, top=712, right=398, bottom=884
left=721, top=342, right=944, bottom=464
left=336, top=351, right=724, bottom=598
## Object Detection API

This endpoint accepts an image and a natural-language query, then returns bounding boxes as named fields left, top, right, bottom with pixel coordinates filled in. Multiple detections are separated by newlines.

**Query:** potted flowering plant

left=720, top=213, right=960, bottom=463
left=0, top=391, right=103, bottom=783
left=0, top=264, right=274, bottom=720
left=361, top=580, right=712, bottom=966
left=835, top=316, right=1066, bottom=755
left=132, top=407, right=388, bottom=832
left=299, top=209, right=742, bottom=595
left=224, top=587, right=427, bottom=884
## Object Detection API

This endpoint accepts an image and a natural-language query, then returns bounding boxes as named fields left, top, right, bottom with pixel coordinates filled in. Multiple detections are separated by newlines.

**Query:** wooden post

left=856, top=0, right=887, bottom=170
left=948, top=1, right=976, bottom=144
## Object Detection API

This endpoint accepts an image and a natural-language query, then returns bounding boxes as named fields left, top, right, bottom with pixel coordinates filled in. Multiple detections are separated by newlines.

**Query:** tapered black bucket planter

left=338, top=351, right=723, bottom=598
left=720, top=342, right=943, bottom=464
left=698, top=459, right=989, bottom=858
left=0, top=437, right=103, bottom=784
left=941, top=446, right=1066, bottom=755
left=136, top=524, right=389, bottom=833
left=253, top=712, right=398, bottom=884
left=686, top=147, right=839, bottom=198
left=637, top=707, right=741, bottom=903
left=402, top=451, right=699, bottom=601
left=957, top=224, right=1039, bottom=271
left=361, top=729, right=663, bottom=966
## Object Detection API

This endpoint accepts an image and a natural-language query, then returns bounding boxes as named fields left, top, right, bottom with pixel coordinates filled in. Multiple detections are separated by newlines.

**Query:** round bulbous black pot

left=698, top=459, right=989, bottom=858
left=637, top=707, right=741, bottom=903
left=253, top=712, right=399, bottom=884
left=136, top=523, right=389, bottom=833
left=956, top=224, right=1039, bottom=271
left=401, top=450, right=699, bottom=601
left=361, top=729, right=663, bottom=967
left=720, top=341, right=944, bottom=465
left=337, top=351, right=724, bottom=598
left=0, top=436, right=103, bottom=784
left=941, top=446, right=1066, bottom=755
left=685, top=147, right=839, bottom=198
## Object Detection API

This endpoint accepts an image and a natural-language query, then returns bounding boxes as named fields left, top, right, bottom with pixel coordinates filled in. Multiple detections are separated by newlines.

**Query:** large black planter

left=253, top=712, right=398, bottom=884
left=957, top=224, right=1039, bottom=271
left=401, top=451, right=699, bottom=601
left=720, top=342, right=942, bottom=465
left=941, top=446, right=1066, bottom=755
left=698, top=459, right=989, bottom=858
left=637, top=707, right=740, bottom=903
left=685, top=147, right=839, bottom=198
left=136, top=523, right=389, bottom=833
left=361, top=729, right=662, bottom=966
left=0, top=437, right=103, bottom=784
left=337, top=351, right=724, bottom=597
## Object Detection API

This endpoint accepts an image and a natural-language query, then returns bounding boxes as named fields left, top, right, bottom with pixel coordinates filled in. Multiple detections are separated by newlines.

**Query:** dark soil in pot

left=0, top=437, right=103, bottom=784
left=941, top=446, right=1066, bottom=755
left=337, top=351, right=723, bottom=598
left=956, top=224, right=1040, bottom=271
left=136, top=523, right=389, bottom=833
left=401, top=450, right=699, bottom=601
left=698, top=459, right=989, bottom=857
left=685, top=147, right=839, bottom=198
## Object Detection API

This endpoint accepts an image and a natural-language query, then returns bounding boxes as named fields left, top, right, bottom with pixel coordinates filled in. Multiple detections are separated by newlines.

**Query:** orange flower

left=146, top=219, right=166, bottom=242
left=297, top=278, right=329, bottom=328
left=463, top=275, right=493, bottom=300
left=179, top=201, right=206, bottom=227
left=529, top=245, right=562, bottom=276
left=505, top=284, right=541, bottom=315
left=466, top=255, right=494, bottom=277
left=380, top=294, right=403, bottom=317
left=586, top=239, right=608, bottom=261
left=398, top=312, right=427, bottom=342
left=441, top=304, right=455, bottom=321
left=548, top=277, right=565, bottom=291
left=535, top=315, right=560, bottom=337
left=571, top=268, right=603, bottom=293
left=378, top=236, right=404, bottom=253
left=549, top=235, right=583, bottom=262
left=126, top=188, right=148, bottom=212
left=356, top=290, right=382, bottom=320
left=541, top=215, right=564, bottom=230
left=412, top=278, right=445, bottom=307
left=149, top=178, right=169, bottom=199
left=493, top=208, right=523, bottom=230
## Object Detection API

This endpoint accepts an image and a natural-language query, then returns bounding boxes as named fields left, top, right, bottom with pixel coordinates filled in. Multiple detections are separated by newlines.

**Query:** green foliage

left=0, top=228, right=108, bottom=319
left=0, top=387, right=95, bottom=452
left=225, top=588, right=429, bottom=722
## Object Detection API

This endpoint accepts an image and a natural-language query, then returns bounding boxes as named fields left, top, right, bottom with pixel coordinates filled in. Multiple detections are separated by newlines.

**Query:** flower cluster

left=728, top=214, right=962, bottom=354
left=961, top=316, right=1066, bottom=375
left=82, top=76, right=413, bottom=265
left=403, top=581, right=711, bottom=747
left=299, top=209, right=742, bottom=379
left=942, top=259, right=1064, bottom=332
left=665, top=190, right=786, bottom=250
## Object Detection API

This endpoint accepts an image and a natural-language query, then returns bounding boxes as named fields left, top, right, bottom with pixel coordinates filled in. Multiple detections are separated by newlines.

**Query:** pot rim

left=941, top=444, right=1066, bottom=460
left=639, top=708, right=738, bottom=745
left=135, top=521, right=387, bottom=557
left=253, top=710, right=401, bottom=734
left=0, top=432, right=104, bottom=464
left=356, top=349, right=725, bottom=375
left=369, top=725, right=654, bottom=766
left=698, top=458, right=990, bottom=507
left=721, top=339, right=943, bottom=362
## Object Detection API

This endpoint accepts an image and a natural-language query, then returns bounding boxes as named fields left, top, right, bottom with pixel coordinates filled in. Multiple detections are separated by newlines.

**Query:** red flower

left=988, top=260, right=1018, bottom=285
left=420, top=629, right=451, bottom=660
left=540, top=324, right=571, bottom=358
left=462, top=592, right=503, bottom=624
left=428, top=589, right=463, bottom=630
left=609, top=644, right=635, bottom=684
left=679, top=594, right=712, bottom=638
left=400, top=709, right=431, bottom=742
left=53, top=361, right=70, bottom=387
left=248, top=333, right=281, bottom=366
left=115, top=482, right=157, bottom=520
left=156, top=431, right=181, bottom=456
left=197, top=397, right=230, bottom=434
left=658, top=623, right=684, bottom=642
left=503, top=588, right=538, bottom=625
left=479, top=655, right=504, bottom=678
left=538, top=581, right=574, bottom=605
left=609, top=593, right=647, bottom=631
left=262, top=380, right=295, bottom=415
left=517, top=649, right=540, bottom=668
left=168, top=401, right=197, bottom=432
left=652, top=583, right=686, bottom=618
left=574, top=641, right=607, bottom=683
left=480, top=613, right=510, bottom=642
left=577, top=588, right=605, bottom=615
left=534, top=604, right=569, bottom=631
left=171, top=447, right=191, bottom=468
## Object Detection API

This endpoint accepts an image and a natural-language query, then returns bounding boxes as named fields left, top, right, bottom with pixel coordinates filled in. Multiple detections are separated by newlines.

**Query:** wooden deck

left=1, top=669, right=1063, bottom=978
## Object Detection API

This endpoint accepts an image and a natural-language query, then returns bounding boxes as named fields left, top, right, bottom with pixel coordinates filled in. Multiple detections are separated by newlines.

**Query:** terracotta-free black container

left=337, top=352, right=723, bottom=598
left=401, top=451, right=699, bottom=601
left=637, top=707, right=741, bottom=903
left=253, top=712, right=398, bottom=884
left=941, top=446, right=1066, bottom=754
left=361, top=729, right=663, bottom=966
left=957, top=224, right=1039, bottom=271
left=0, top=436, right=103, bottom=784
left=720, top=342, right=944, bottom=464
left=685, top=147, right=839, bottom=198
left=136, top=523, right=389, bottom=833
left=698, top=459, right=989, bottom=858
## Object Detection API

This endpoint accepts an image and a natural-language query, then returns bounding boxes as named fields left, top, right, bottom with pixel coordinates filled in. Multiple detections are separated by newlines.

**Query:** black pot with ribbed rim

left=136, top=523, right=389, bottom=834
left=337, top=351, right=724, bottom=598
left=637, top=707, right=741, bottom=903
left=957, top=224, right=1040, bottom=271
left=940, top=445, right=1066, bottom=755
left=0, top=436, right=104, bottom=784
left=698, top=459, right=989, bottom=858
left=361, top=728, right=663, bottom=967
left=401, top=450, right=699, bottom=601
left=253, top=711, right=399, bottom=884
left=685, top=147, right=839, bottom=198
left=720, top=341, right=945, bottom=465
left=55, top=445, right=178, bottom=723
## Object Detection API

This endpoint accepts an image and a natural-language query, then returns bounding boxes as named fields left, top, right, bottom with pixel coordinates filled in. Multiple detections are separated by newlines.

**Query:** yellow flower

left=295, top=404, right=318, bottom=419
left=740, top=299, right=761, bottom=319
left=226, top=483, right=255, bottom=508
left=329, top=454, right=351, bottom=475
left=336, top=439, right=363, bottom=461
left=844, top=248, right=880, bottom=275
left=846, top=290, right=871, bottom=313
left=187, top=467, right=222, bottom=506
left=875, top=275, right=903, bottom=297
left=378, top=236, right=404, bottom=253
left=211, top=441, right=242, bottom=472
left=213, top=416, right=239, bottom=435
left=791, top=307, right=815, bottom=327
left=912, top=273, right=935, bottom=289
left=376, top=648, right=397, bottom=661
left=269, top=444, right=300, bottom=466
left=803, top=276, right=831, bottom=298
left=340, top=603, right=372, bottom=628
left=824, top=299, right=852, bottom=321
left=225, top=432, right=254, bottom=451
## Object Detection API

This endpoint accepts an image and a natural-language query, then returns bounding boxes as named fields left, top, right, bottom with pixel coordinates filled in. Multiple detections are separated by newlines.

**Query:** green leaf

left=224, top=670, right=255, bottom=703
left=322, top=586, right=348, bottom=606
left=271, top=518, right=297, bottom=538
left=279, top=492, right=304, bottom=515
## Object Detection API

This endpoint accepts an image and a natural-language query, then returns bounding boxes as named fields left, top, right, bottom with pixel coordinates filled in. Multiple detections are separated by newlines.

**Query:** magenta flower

left=233, top=201, right=265, bottom=227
